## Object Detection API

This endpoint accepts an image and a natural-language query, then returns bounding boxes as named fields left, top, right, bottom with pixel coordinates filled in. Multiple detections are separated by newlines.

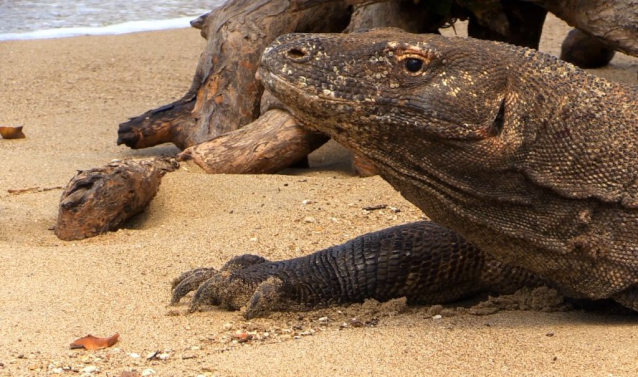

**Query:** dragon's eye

left=405, top=58, right=424, bottom=73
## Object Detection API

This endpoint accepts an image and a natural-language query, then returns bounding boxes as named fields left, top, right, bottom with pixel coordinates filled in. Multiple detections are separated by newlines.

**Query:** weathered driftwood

left=560, top=28, right=615, bottom=69
left=58, top=110, right=331, bottom=240
left=117, top=101, right=197, bottom=150
left=117, top=0, right=353, bottom=150
left=348, top=0, right=547, bottom=48
left=461, top=0, right=547, bottom=49
left=178, top=109, right=329, bottom=174
left=531, top=0, right=638, bottom=57
left=345, top=1, right=441, bottom=34
left=55, top=158, right=178, bottom=241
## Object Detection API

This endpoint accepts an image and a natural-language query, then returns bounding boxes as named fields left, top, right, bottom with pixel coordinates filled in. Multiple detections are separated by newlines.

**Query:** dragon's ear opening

left=489, top=98, right=506, bottom=137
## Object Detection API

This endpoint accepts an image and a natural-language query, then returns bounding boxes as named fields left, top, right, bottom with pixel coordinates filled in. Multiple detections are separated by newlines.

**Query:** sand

left=1, top=15, right=637, bottom=377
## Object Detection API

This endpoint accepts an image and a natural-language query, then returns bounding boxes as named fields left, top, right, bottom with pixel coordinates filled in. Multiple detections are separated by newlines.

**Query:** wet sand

left=1, top=15, right=637, bottom=376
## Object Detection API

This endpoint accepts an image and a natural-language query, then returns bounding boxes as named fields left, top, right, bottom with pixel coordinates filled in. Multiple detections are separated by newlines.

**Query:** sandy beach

left=1, top=15, right=637, bottom=376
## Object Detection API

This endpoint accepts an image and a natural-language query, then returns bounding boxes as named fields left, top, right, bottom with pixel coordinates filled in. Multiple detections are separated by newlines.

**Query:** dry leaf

left=70, top=333, right=119, bottom=350
left=232, top=332, right=252, bottom=343
left=0, top=125, right=26, bottom=139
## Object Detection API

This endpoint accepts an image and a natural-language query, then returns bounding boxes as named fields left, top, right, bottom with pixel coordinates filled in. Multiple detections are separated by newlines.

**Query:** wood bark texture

left=345, top=1, right=440, bottom=33
left=532, top=0, right=638, bottom=56
left=178, top=109, right=329, bottom=174
left=117, top=0, right=352, bottom=150
left=560, top=28, right=616, bottom=68
left=55, top=158, right=178, bottom=240
left=463, top=0, right=547, bottom=49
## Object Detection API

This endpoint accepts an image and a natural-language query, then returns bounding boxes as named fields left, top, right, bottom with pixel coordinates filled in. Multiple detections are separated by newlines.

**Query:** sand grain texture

left=1, top=16, right=637, bottom=376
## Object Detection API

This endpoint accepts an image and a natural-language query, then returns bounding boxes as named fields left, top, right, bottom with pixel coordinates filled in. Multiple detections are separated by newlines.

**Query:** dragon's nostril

left=287, top=48, right=307, bottom=59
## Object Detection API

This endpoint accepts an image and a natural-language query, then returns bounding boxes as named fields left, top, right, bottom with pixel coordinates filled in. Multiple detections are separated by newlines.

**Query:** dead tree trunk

left=345, top=0, right=441, bottom=34
left=57, top=110, right=330, bottom=240
left=117, top=0, right=353, bottom=150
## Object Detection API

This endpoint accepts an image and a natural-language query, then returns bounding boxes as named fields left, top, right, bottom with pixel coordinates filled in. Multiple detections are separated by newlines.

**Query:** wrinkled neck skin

left=259, top=29, right=638, bottom=298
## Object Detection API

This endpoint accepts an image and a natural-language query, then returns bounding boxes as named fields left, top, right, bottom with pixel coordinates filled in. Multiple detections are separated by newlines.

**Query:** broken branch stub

left=55, top=158, right=178, bottom=241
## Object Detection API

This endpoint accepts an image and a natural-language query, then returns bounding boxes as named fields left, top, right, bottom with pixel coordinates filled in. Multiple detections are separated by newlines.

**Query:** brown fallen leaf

left=232, top=332, right=253, bottom=343
left=70, top=333, right=119, bottom=350
left=0, top=125, right=26, bottom=139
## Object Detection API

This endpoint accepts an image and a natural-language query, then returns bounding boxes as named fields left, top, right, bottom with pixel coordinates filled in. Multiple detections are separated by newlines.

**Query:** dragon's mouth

left=258, top=66, right=363, bottom=137
left=259, top=66, right=363, bottom=107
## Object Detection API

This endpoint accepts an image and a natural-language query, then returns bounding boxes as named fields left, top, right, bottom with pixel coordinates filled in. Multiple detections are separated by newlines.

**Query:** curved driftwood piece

left=117, top=101, right=197, bottom=150
left=178, top=109, right=328, bottom=174
left=117, top=0, right=352, bottom=150
left=531, top=0, right=638, bottom=57
left=346, top=0, right=441, bottom=34
left=560, top=28, right=615, bottom=68
left=55, top=158, right=179, bottom=241
left=462, top=0, right=547, bottom=50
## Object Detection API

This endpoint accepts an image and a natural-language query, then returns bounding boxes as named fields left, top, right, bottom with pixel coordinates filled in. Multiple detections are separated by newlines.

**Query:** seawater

left=0, top=0, right=226, bottom=41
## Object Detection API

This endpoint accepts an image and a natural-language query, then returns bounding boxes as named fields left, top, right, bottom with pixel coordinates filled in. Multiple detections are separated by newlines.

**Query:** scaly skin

left=173, top=222, right=547, bottom=318
left=173, top=29, right=638, bottom=316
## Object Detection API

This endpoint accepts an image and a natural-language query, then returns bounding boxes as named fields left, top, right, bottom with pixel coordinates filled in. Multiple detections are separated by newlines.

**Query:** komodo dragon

left=172, top=29, right=638, bottom=318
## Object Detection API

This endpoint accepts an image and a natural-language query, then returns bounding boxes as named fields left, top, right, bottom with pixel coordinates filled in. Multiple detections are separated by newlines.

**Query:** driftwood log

left=55, top=158, right=178, bottom=240
left=117, top=0, right=354, bottom=150
left=56, top=109, right=329, bottom=240
left=531, top=0, right=638, bottom=57
left=179, top=109, right=329, bottom=174
left=560, top=28, right=615, bottom=69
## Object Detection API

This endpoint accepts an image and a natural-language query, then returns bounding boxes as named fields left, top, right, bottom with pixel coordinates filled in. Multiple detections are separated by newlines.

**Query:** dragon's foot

left=170, top=267, right=218, bottom=305
left=171, top=254, right=292, bottom=318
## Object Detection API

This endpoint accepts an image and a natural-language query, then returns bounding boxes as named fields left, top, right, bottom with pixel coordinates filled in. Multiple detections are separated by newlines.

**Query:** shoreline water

left=0, top=0, right=224, bottom=41
left=0, top=16, right=202, bottom=41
